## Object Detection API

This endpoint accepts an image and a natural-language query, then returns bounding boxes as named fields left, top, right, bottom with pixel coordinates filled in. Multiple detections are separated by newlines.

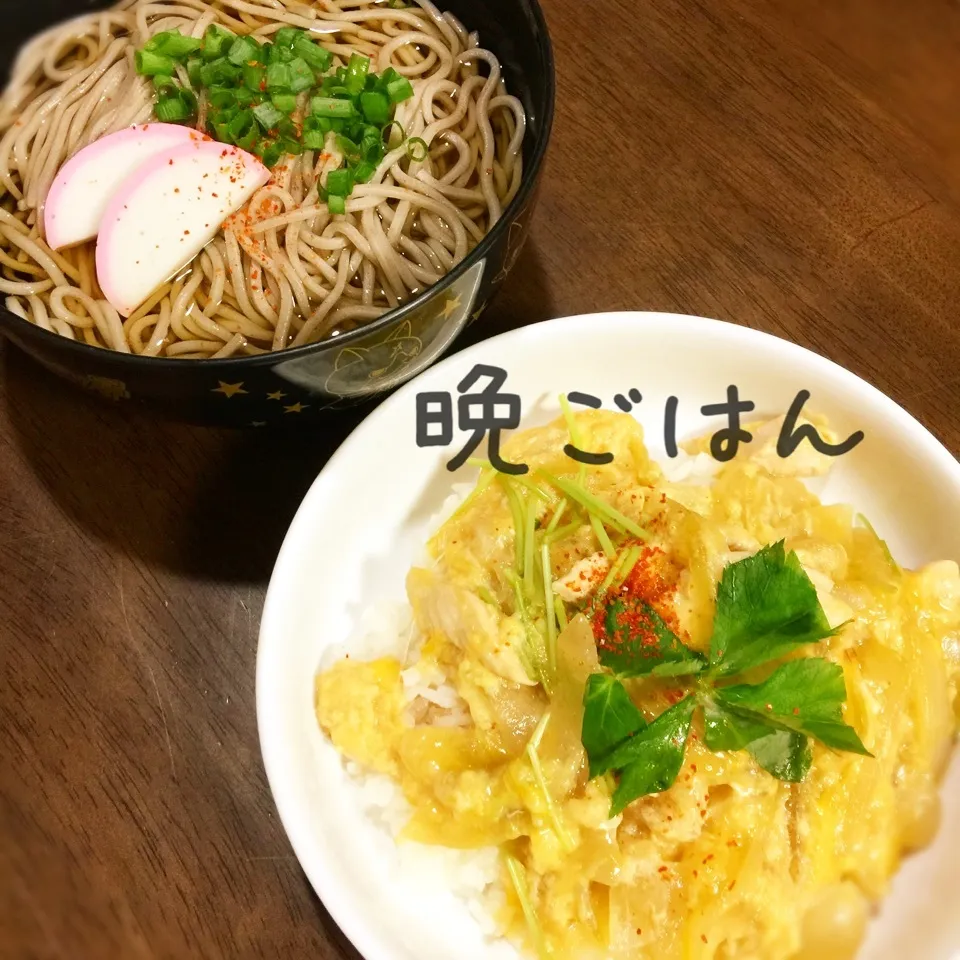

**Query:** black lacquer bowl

left=0, top=1, right=554, bottom=427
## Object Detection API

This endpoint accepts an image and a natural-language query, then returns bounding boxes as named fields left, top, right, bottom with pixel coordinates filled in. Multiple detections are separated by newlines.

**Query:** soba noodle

left=0, top=0, right=525, bottom=358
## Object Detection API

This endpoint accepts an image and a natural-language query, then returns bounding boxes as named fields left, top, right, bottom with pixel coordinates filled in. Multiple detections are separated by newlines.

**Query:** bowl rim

left=0, top=0, right=556, bottom=370
left=256, top=309, right=960, bottom=960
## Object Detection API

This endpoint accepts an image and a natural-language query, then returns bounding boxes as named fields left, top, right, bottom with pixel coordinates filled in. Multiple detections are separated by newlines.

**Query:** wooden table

left=4, top=0, right=960, bottom=956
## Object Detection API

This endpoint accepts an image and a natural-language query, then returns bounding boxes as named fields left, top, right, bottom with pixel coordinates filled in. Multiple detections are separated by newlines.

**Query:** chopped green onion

left=406, top=136, right=428, bottom=162
left=234, top=125, right=258, bottom=152
left=276, top=115, right=298, bottom=139
left=153, top=76, right=179, bottom=98
left=361, top=136, right=383, bottom=164
left=267, top=41, right=295, bottom=65
left=360, top=90, right=391, bottom=124
left=327, top=194, right=346, bottom=215
left=273, top=26, right=302, bottom=49
left=381, top=119, right=405, bottom=146
left=266, top=61, right=292, bottom=90
left=186, top=57, right=203, bottom=87
left=351, top=159, right=376, bottom=183
left=380, top=66, right=402, bottom=87
left=303, top=129, right=326, bottom=150
left=243, top=63, right=266, bottom=91
left=178, top=88, right=198, bottom=112
left=155, top=97, right=193, bottom=122
left=386, top=76, right=414, bottom=103
left=321, top=73, right=348, bottom=96
left=146, top=29, right=202, bottom=60
left=207, top=86, right=236, bottom=110
left=294, top=36, right=333, bottom=72
left=140, top=27, right=420, bottom=166
left=271, top=91, right=298, bottom=114
left=326, top=168, right=354, bottom=196
left=201, top=25, right=234, bottom=61
left=227, top=109, right=255, bottom=143
left=135, top=50, right=176, bottom=77
left=287, top=57, right=315, bottom=94
left=335, top=134, right=361, bottom=160
left=199, top=57, right=241, bottom=87
left=256, top=139, right=284, bottom=169
left=227, top=35, right=261, bottom=66
left=344, top=53, right=370, bottom=95
left=311, top=96, right=355, bottom=119
left=253, top=101, right=285, bottom=131
left=304, top=114, right=332, bottom=135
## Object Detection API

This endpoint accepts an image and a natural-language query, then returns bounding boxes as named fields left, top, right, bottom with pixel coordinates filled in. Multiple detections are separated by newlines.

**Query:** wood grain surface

left=4, top=0, right=960, bottom=957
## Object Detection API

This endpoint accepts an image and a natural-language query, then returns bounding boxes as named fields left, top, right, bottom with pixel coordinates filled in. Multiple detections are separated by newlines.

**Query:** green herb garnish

left=133, top=24, right=418, bottom=213
left=581, top=673, right=646, bottom=765
left=708, top=541, right=839, bottom=677
left=581, top=541, right=871, bottom=816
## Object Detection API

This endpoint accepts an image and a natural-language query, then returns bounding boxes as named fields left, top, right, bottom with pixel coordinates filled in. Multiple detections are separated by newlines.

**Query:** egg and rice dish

left=315, top=407, right=960, bottom=960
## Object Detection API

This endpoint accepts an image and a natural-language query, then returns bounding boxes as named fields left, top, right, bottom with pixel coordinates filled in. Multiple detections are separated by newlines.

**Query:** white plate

left=257, top=311, right=960, bottom=960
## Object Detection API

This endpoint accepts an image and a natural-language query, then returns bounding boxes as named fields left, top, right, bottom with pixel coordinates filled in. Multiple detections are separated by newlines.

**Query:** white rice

left=659, top=445, right=831, bottom=496
left=659, top=449, right=721, bottom=484
left=322, top=478, right=507, bottom=941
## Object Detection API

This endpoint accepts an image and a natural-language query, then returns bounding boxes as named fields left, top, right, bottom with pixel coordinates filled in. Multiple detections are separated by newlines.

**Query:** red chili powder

left=592, top=545, right=684, bottom=654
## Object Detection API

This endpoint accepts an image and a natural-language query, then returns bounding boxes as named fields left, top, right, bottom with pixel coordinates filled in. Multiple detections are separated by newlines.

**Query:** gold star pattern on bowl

left=440, top=294, right=462, bottom=320
left=212, top=382, right=247, bottom=398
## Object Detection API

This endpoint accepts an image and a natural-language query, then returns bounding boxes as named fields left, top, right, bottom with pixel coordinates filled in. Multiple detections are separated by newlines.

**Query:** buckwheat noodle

left=0, top=0, right=525, bottom=358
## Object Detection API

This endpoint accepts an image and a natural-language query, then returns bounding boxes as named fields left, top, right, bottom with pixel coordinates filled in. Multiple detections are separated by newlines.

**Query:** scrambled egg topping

left=315, top=411, right=960, bottom=960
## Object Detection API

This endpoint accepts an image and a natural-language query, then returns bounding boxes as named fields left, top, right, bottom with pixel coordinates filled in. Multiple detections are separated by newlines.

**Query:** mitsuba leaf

left=747, top=729, right=812, bottom=781
left=702, top=697, right=811, bottom=780
left=702, top=696, right=770, bottom=750
left=708, top=541, right=836, bottom=677
left=592, top=694, right=694, bottom=779
left=716, top=657, right=872, bottom=756
left=599, top=597, right=706, bottom=678
left=581, top=674, right=646, bottom=776
left=607, top=696, right=696, bottom=816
